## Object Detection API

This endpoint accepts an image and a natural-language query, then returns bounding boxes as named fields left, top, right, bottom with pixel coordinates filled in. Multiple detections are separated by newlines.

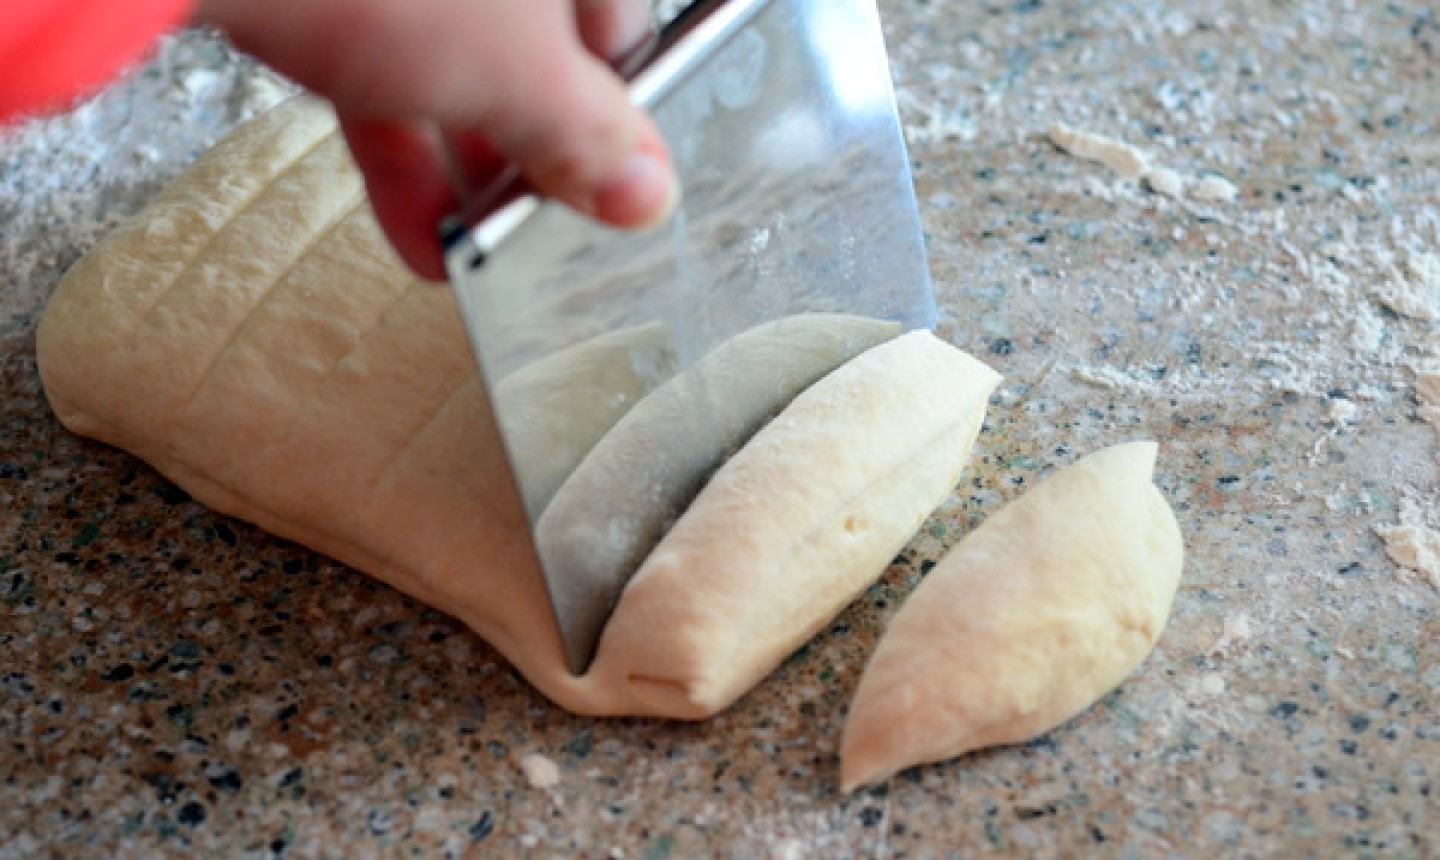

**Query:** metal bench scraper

left=441, top=0, right=936, bottom=675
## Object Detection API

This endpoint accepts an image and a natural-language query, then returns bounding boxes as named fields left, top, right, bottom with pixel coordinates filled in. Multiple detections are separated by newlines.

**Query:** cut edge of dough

left=622, top=414, right=989, bottom=717
left=585, top=331, right=1001, bottom=718
left=534, top=313, right=905, bottom=676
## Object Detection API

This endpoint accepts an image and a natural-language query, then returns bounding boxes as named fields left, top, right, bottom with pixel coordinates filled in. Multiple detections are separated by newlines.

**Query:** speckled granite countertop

left=3, top=1, right=1437, bottom=857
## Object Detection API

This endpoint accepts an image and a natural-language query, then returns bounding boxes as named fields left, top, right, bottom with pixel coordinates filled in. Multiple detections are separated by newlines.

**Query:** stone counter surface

left=2, top=1, right=1437, bottom=856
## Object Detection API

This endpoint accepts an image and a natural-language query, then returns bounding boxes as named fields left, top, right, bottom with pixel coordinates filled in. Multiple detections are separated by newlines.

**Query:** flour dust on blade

left=441, top=0, right=936, bottom=674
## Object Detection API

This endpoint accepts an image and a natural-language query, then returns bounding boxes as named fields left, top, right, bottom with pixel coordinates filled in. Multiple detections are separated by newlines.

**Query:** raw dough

left=1145, top=167, right=1185, bottom=198
left=1375, top=498, right=1440, bottom=590
left=1190, top=175, right=1239, bottom=203
left=495, top=320, right=678, bottom=522
left=1048, top=121, right=1239, bottom=205
left=537, top=312, right=902, bottom=673
left=37, top=97, right=999, bottom=717
left=592, top=330, right=1001, bottom=716
left=1048, top=121, right=1150, bottom=181
left=841, top=441, right=1183, bottom=790
left=518, top=753, right=562, bottom=790
left=1376, top=250, right=1440, bottom=321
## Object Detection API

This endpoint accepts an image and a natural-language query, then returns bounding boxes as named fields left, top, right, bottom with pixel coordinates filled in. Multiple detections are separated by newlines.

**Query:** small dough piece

left=518, top=753, right=562, bottom=790
left=36, top=97, right=992, bottom=717
left=841, top=441, right=1183, bottom=791
left=590, top=330, right=1001, bottom=717
left=1415, top=363, right=1440, bottom=433
left=1190, top=175, right=1238, bottom=203
left=1048, top=122, right=1150, bottom=181
left=1375, top=499, right=1440, bottom=590
left=1144, top=167, right=1185, bottom=198
left=537, top=312, right=903, bottom=673
left=495, top=321, right=678, bottom=522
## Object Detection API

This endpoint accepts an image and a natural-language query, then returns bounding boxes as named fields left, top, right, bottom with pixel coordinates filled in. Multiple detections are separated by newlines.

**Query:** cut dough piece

left=36, top=97, right=993, bottom=717
left=590, top=330, right=1001, bottom=717
left=841, top=441, right=1183, bottom=791
left=1144, top=167, right=1185, bottom=198
left=495, top=321, right=678, bottom=522
left=1048, top=122, right=1150, bottom=181
left=537, top=312, right=903, bottom=674
left=1190, top=175, right=1239, bottom=203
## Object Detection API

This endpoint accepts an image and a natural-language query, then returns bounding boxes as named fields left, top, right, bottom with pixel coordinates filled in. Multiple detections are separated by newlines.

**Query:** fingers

left=452, top=0, right=678, bottom=229
left=339, top=119, right=453, bottom=281
left=203, top=0, right=678, bottom=232
left=574, top=0, right=652, bottom=60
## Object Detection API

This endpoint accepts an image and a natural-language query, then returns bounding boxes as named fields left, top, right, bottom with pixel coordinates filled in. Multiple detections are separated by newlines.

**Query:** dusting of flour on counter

left=1068, top=364, right=1153, bottom=391
left=519, top=753, right=561, bottom=790
left=1375, top=499, right=1440, bottom=589
left=1375, top=250, right=1440, bottom=321
left=1325, top=397, right=1358, bottom=427
left=1048, top=122, right=1239, bottom=204
left=1349, top=304, right=1387, bottom=354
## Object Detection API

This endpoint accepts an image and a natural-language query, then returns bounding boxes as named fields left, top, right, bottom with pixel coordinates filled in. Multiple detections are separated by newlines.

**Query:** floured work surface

left=3, top=5, right=1439, bottom=854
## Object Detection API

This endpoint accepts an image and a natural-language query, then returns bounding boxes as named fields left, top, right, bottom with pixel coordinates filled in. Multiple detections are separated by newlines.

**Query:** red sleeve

left=1, top=0, right=196, bottom=122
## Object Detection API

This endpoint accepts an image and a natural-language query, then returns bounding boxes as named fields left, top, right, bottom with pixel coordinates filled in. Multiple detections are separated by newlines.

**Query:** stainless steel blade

left=443, top=0, right=935, bottom=674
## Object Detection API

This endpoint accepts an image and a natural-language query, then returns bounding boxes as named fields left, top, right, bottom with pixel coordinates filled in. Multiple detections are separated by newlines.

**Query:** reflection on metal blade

left=444, top=0, right=934, bottom=673
left=494, top=322, right=678, bottom=522
left=536, top=313, right=901, bottom=674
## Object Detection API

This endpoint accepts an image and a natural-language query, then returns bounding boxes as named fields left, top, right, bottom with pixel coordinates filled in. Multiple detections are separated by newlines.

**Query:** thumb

left=472, top=5, right=678, bottom=229
left=201, top=0, right=678, bottom=230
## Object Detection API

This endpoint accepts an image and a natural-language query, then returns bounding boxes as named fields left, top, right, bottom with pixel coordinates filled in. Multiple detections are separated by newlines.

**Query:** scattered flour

left=1325, top=397, right=1357, bottom=426
left=1207, top=612, right=1254, bottom=660
left=1048, top=121, right=1238, bottom=204
left=1406, top=249, right=1440, bottom=290
left=1199, top=673, right=1227, bottom=695
left=1225, top=614, right=1254, bottom=639
left=1068, top=365, right=1150, bottom=391
left=1375, top=250, right=1440, bottom=321
left=900, top=90, right=977, bottom=145
left=1349, top=304, right=1387, bottom=353
left=518, top=753, right=561, bottom=790
left=1375, top=499, right=1440, bottom=590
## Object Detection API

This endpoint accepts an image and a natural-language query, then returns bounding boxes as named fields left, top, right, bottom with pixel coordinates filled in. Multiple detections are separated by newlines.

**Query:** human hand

left=198, top=0, right=678, bottom=279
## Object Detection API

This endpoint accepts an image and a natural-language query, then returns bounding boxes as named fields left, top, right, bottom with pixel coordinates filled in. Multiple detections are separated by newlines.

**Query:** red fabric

left=1, top=0, right=195, bottom=122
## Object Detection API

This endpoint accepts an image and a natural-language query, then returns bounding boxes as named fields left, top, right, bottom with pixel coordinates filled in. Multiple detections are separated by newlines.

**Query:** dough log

left=537, top=312, right=903, bottom=674
left=841, top=441, right=1184, bottom=790
left=590, top=330, right=1000, bottom=716
left=36, top=97, right=999, bottom=718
